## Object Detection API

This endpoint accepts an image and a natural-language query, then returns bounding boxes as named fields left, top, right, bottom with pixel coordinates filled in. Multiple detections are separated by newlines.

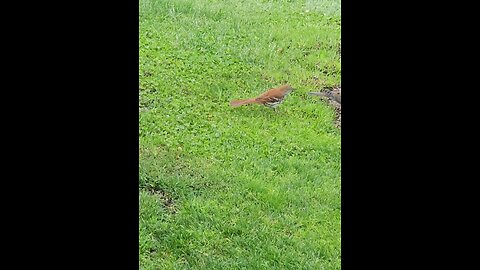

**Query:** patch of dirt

left=331, top=100, right=341, bottom=129
left=311, top=86, right=341, bottom=129
left=148, top=188, right=177, bottom=214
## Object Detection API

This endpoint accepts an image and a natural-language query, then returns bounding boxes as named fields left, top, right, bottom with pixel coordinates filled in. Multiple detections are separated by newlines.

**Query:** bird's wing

left=256, top=88, right=285, bottom=102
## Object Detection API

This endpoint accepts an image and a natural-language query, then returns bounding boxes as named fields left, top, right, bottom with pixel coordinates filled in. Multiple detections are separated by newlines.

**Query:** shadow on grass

left=227, top=104, right=294, bottom=119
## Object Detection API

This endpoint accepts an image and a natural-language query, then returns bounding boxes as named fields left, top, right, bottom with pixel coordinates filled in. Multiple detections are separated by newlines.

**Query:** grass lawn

left=139, top=0, right=341, bottom=269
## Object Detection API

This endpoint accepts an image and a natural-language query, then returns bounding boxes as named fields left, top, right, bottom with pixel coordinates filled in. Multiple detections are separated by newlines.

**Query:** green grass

left=139, top=0, right=341, bottom=269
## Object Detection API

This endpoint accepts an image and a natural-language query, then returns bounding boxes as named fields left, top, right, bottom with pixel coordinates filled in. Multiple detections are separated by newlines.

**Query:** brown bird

left=230, top=85, right=295, bottom=110
left=309, top=86, right=341, bottom=104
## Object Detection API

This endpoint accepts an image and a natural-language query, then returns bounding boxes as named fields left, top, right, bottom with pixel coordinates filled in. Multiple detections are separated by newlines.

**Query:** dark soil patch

left=147, top=188, right=177, bottom=214
left=311, top=86, right=341, bottom=128
left=329, top=99, right=341, bottom=129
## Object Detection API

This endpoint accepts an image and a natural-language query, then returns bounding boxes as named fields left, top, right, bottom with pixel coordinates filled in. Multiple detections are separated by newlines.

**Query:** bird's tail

left=230, top=98, right=257, bottom=107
